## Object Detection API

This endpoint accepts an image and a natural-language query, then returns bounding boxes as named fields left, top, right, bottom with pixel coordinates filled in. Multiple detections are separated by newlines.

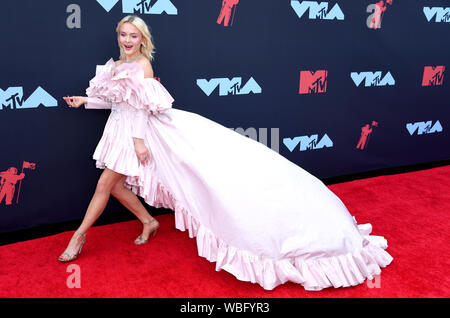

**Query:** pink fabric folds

left=85, top=58, right=174, bottom=114
left=127, top=170, right=393, bottom=291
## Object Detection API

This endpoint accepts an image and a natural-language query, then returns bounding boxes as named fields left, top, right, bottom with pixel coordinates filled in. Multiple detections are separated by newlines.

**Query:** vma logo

left=291, top=1, right=344, bottom=20
left=351, top=71, right=395, bottom=87
left=422, top=66, right=445, bottom=86
left=0, top=87, right=58, bottom=110
left=406, top=120, right=443, bottom=135
left=283, top=134, right=333, bottom=152
left=96, top=0, right=177, bottom=14
left=196, top=77, right=261, bottom=96
left=366, top=0, right=394, bottom=30
left=423, top=7, right=450, bottom=23
left=299, top=70, right=328, bottom=94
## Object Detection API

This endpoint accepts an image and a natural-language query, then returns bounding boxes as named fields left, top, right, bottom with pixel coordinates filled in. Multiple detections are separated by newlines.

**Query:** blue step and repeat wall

left=1, top=1, right=449, bottom=233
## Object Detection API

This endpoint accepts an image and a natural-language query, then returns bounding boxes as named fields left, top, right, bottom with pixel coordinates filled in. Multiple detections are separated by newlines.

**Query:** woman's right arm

left=84, top=97, right=112, bottom=109
left=63, top=96, right=111, bottom=109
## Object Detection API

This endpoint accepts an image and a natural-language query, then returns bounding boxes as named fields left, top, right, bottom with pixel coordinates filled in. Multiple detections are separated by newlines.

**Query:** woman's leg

left=59, top=168, right=124, bottom=260
left=110, top=176, right=159, bottom=242
left=77, top=168, right=125, bottom=233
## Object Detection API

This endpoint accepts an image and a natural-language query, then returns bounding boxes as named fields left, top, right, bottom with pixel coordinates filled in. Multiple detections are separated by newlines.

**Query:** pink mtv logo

left=422, top=66, right=445, bottom=86
left=299, top=70, right=328, bottom=94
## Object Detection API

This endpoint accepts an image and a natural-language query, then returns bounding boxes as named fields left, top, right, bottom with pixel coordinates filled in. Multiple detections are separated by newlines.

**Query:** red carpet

left=0, top=165, right=449, bottom=298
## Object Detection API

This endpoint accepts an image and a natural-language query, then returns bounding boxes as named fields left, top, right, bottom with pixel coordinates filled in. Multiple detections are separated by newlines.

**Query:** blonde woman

left=60, top=15, right=393, bottom=291
left=60, top=15, right=160, bottom=260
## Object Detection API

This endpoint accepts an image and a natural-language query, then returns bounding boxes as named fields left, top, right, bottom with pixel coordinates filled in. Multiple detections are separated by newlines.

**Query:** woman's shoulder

left=139, top=58, right=154, bottom=79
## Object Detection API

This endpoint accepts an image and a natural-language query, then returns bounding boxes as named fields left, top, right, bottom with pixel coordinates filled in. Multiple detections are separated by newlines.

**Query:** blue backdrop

left=1, top=0, right=449, bottom=233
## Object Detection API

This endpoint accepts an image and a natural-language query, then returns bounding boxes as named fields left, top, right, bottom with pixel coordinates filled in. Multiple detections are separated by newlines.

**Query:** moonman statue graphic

left=217, top=0, right=239, bottom=27
left=369, top=1, right=387, bottom=29
left=368, top=0, right=393, bottom=30
left=356, top=122, right=378, bottom=150
left=0, top=167, right=25, bottom=205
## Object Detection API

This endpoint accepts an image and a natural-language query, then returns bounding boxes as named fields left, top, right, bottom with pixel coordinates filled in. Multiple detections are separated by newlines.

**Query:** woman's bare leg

left=59, top=168, right=124, bottom=260
left=76, top=168, right=124, bottom=233
left=110, top=176, right=159, bottom=242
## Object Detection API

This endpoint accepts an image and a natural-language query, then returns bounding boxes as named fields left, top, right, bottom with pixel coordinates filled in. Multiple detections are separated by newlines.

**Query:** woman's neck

left=124, top=52, right=142, bottom=63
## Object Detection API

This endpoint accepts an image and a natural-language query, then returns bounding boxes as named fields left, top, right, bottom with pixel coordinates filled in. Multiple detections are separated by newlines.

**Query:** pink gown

left=84, top=58, right=393, bottom=291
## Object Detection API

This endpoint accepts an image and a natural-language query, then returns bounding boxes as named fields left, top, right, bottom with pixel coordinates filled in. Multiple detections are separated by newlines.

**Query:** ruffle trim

left=93, top=132, right=141, bottom=177
left=124, top=173, right=394, bottom=291
left=86, top=58, right=174, bottom=114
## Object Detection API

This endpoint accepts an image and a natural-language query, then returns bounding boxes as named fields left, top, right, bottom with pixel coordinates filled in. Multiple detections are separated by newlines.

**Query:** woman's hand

left=63, top=96, right=87, bottom=108
left=134, top=138, right=150, bottom=166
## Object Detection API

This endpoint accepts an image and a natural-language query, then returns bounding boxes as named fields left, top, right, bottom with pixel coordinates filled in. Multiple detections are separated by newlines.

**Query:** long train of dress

left=85, top=58, right=393, bottom=290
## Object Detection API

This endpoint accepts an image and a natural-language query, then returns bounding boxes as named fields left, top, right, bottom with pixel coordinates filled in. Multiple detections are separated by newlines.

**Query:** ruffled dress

left=84, top=58, right=393, bottom=291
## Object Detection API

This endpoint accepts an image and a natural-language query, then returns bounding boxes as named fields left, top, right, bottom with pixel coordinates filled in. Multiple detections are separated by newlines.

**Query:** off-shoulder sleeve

left=85, top=58, right=116, bottom=106
left=109, top=63, right=174, bottom=114
left=129, top=78, right=174, bottom=139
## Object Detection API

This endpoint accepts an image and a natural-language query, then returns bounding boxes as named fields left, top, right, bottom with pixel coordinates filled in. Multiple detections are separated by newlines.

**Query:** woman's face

left=118, top=22, right=143, bottom=57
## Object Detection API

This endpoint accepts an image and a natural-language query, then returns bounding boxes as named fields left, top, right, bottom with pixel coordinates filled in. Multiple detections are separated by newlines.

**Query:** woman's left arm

left=132, top=60, right=154, bottom=139
left=133, top=135, right=150, bottom=166
left=131, top=109, right=148, bottom=140
left=132, top=109, right=150, bottom=165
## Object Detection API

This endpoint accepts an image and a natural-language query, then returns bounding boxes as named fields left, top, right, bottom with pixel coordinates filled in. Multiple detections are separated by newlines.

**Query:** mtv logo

left=197, top=77, right=262, bottom=96
left=291, top=1, right=344, bottom=20
left=299, top=70, right=328, bottom=94
left=283, top=134, right=333, bottom=152
left=422, top=66, right=445, bottom=86
left=406, top=120, right=443, bottom=135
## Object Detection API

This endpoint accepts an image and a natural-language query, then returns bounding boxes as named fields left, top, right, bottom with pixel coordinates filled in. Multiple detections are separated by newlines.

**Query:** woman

left=60, top=15, right=393, bottom=291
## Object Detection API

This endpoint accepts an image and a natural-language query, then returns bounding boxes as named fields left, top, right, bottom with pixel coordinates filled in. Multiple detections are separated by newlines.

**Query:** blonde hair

left=116, top=15, right=155, bottom=62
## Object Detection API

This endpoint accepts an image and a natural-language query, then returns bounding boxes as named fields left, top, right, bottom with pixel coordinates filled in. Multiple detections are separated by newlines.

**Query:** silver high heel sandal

left=58, top=232, right=87, bottom=262
left=134, top=218, right=160, bottom=245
